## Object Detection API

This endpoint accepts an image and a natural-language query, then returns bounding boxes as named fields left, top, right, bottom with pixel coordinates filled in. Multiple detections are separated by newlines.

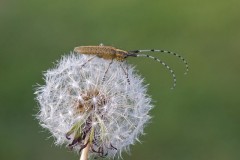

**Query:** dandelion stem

left=80, top=138, right=90, bottom=160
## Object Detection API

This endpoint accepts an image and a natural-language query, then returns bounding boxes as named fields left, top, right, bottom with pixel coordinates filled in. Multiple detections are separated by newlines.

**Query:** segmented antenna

left=136, top=54, right=177, bottom=89
left=129, top=49, right=189, bottom=75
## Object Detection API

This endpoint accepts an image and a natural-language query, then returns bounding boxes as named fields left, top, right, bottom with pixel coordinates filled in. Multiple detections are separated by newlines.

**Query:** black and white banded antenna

left=128, top=49, right=189, bottom=89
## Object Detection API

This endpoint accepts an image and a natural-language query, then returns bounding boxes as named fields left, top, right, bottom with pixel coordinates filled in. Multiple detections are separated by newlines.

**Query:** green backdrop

left=0, top=0, right=239, bottom=160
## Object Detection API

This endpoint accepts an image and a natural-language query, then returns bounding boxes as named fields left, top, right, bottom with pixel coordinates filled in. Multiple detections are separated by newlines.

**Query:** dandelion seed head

left=35, top=53, right=153, bottom=158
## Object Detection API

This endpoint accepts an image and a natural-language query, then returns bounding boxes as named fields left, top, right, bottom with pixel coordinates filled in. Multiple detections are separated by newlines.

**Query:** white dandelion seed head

left=35, top=53, right=153, bottom=159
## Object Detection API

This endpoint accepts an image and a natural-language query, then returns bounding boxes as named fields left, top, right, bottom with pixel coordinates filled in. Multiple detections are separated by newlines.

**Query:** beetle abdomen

left=74, top=46, right=117, bottom=60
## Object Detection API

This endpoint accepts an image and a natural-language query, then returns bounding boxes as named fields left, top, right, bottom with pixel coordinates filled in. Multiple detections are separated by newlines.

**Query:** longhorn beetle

left=74, top=44, right=188, bottom=89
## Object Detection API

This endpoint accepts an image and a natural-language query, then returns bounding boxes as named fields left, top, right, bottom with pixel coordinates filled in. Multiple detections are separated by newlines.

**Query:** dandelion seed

left=35, top=53, right=153, bottom=159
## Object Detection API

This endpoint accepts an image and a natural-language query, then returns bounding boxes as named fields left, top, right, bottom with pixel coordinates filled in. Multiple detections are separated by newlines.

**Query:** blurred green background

left=0, top=0, right=239, bottom=160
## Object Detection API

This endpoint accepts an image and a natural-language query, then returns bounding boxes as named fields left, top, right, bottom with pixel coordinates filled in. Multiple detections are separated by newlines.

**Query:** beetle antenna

left=136, top=54, right=176, bottom=89
left=129, top=49, right=189, bottom=75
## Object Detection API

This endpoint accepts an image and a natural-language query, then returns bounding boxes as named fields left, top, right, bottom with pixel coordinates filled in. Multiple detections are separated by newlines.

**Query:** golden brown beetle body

left=74, top=44, right=189, bottom=89
left=74, top=46, right=129, bottom=61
